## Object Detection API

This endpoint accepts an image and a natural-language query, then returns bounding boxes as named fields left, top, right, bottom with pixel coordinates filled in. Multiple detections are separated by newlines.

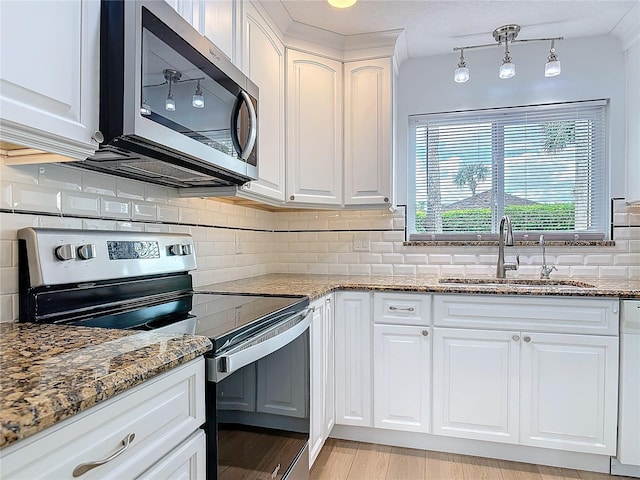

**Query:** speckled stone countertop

left=198, top=273, right=640, bottom=299
left=0, top=323, right=212, bottom=449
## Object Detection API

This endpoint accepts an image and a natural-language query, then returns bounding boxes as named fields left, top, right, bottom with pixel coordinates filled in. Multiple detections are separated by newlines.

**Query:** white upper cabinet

left=239, top=4, right=286, bottom=202
left=344, top=58, right=393, bottom=206
left=0, top=0, right=100, bottom=159
left=166, top=0, right=236, bottom=62
left=286, top=49, right=343, bottom=206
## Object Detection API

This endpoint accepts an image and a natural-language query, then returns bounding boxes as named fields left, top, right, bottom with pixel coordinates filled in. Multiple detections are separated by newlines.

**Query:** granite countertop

left=0, top=323, right=212, bottom=449
left=198, top=273, right=640, bottom=299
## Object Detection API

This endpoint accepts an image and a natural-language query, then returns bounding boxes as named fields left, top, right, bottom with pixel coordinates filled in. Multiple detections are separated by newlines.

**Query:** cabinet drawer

left=137, top=430, right=206, bottom=480
left=434, top=295, right=618, bottom=335
left=374, top=292, right=431, bottom=326
left=1, top=358, right=205, bottom=479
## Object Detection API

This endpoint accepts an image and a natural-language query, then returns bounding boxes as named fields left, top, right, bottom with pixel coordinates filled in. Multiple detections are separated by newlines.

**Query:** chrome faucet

left=539, top=234, right=557, bottom=279
left=496, top=215, right=519, bottom=278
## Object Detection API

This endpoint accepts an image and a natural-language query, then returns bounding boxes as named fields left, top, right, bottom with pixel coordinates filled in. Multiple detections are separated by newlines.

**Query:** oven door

left=206, top=308, right=312, bottom=480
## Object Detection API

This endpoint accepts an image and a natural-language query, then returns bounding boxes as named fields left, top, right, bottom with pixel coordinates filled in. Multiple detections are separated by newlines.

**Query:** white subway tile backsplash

left=37, top=164, right=82, bottom=191
left=82, top=218, right=117, bottom=230
left=13, top=184, right=61, bottom=213
left=382, top=253, right=405, bottom=264
left=556, top=255, right=586, bottom=265
left=599, top=266, right=629, bottom=278
left=130, top=201, right=157, bottom=221
left=179, top=207, right=198, bottom=224
left=630, top=266, right=640, bottom=279
left=62, top=191, right=101, bottom=217
left=307, top=263, right=329, bottom=274
left=614, top=253, right=640, bottom=266
left=1, top=162, right=38, bottom=185
left=116, top=178, right=146, bottom=200
left=0, top=267, right=17, bottom=295
left=101, top=196, right=131, bottom=219
left=144, top=184, right=169, bottom=204
left=350, top=264, right=372, bottom=275
left=416, top=265, right=440, bottom=276
left=452, top=255, right=478, bottom=265
left=393, top=264, right=416, bottom=276
left=82, top=171, right=117, bottom=196
left=157, top=204, right=179, bottom=223
left=404, top=254, right=428, bottom=264
left=0, top=241, right=12, bottom=267
left=0, top=294, right=14, bottom=323
left=569, top=266, right=600, bottom=277
left=0, top=181, right=12, bottom=210
left=38, top=216, right=83, bottom=229
left=327, top=263, right=349, bottom=275
left=428, top=254, right=452, bottom=264
left=584, top=254, right=614, bottom=265
left=116, top=222, right=145, bottom=232
left=371, top=264, right=394, bottom=276
left=440, top=265, right=466, bottom=277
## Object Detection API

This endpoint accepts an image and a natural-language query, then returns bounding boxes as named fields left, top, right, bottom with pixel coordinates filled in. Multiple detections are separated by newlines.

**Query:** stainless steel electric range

left=18, top=228, right=312, bottom=480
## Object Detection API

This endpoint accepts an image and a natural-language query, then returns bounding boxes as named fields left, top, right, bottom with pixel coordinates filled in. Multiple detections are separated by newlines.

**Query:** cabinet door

left=286, top=49, right=343, bottom=206
left=309, top=298, right=326, bottom=465
left=239, top=5, right=286, bottom=202
left=432, top=328, right=520, bottom=443
left=343, top=58, right=393, bottom=206
left=323, top=295, right=335, bottom=439
left=520, top=332, right=619, bottom=455
left=0, top=0, right=99, bottom=159
left=137, top=430, right=206, bottom=480
left=334, top=292, right=372, bottom=427
left=373, top=325, right=430, bottom=433
left=203, top=1, right=235, bottom=61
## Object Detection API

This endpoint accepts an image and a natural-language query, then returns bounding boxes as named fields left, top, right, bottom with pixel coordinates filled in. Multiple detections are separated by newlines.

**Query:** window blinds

left=409, top=101, right=607, bottom=240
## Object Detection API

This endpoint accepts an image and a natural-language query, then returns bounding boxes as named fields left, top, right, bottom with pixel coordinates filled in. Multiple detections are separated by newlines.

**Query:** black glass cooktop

left=191, top=292, right=309, bottom=353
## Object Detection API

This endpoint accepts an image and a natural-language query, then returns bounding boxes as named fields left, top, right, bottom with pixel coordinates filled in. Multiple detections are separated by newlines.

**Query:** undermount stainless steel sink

left=438, top=278, right=595, bottom=289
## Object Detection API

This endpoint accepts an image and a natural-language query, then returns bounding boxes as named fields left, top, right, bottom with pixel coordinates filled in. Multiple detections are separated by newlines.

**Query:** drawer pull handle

left=72, top=432, right=135, bottom=477
left=389, top=306, right=415, bottom=312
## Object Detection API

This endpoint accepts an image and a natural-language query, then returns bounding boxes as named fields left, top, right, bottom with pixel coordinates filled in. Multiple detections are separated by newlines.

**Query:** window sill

left=403, top=240, right=615, bottom=247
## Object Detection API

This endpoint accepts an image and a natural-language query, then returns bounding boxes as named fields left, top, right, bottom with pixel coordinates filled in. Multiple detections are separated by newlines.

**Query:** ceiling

left=259, top=0, right=638, bottom=58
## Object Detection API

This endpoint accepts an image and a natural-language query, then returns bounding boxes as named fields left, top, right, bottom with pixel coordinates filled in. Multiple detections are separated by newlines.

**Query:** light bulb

left=499, top=61, right=515, bottom=79
left=454, top=67, right=469, bottom=83
left=192, top=80, right=204, bottom=108
left=545, top=60, right=561, bottom=77
left=165, top=95, right=175, bottom=111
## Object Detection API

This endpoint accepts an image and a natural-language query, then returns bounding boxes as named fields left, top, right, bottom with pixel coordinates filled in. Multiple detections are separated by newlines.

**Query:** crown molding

left=611, top=1, right=639, bottom=50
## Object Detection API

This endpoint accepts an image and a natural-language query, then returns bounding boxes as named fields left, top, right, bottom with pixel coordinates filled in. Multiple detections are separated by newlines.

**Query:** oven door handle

left=209, top=306, right=314, bottom=382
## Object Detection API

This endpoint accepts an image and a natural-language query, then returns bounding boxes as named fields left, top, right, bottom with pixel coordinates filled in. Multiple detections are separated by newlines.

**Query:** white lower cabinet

left=0, top=358, right=206, bottom=480
left=432, top=295, right=619, bottom=456
left=373, top=324, right=430, bottom=433
left=519, top=332, right=618, bottom=454
left=334, top=291, right=372, bottom=427
left=432, top=328, right=520, bottom=443
left=309, top=294, right=335, bottom=467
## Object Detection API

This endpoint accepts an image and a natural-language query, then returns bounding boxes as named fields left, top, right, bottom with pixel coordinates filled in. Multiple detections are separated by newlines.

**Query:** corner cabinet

left=0, top=0, right=100, bottom=159
left=343, top=58, right=393, bottom=206
left=286, top=50, right=343, bottom=206
left=285, top=51, right=395, bottom=209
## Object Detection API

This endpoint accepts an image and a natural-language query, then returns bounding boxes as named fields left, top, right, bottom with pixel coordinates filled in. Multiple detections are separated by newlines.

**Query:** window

left=408, top=101, right=607, bottom=241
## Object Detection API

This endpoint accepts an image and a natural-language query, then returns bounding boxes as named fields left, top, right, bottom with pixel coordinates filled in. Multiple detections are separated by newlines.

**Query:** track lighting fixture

left=544, top=39, right=561, bottom=77
left=163, top=69, right=180, bottom=111
left=454, top=49, right=469, bottom=83
left=452, top=25, right=563, bottom=83
left=192, top=79, right=205, bottom=108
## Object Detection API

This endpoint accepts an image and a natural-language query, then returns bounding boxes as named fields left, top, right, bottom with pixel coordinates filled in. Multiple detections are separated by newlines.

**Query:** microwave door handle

left=230, top=91, right=257, bottom=161
left=240, top=91, right=257, bottom=161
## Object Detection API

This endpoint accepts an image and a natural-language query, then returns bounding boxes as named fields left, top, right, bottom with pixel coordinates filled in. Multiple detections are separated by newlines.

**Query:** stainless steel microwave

left=73, top=0, right=258, bottom=188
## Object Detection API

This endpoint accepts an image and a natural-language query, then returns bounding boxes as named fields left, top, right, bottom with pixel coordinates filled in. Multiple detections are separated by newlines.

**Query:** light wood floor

left=310, top=439, right=628, bottom=480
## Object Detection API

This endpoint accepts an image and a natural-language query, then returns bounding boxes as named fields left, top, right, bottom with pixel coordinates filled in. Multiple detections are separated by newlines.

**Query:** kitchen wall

left=2, top=157, right=638, bottom=323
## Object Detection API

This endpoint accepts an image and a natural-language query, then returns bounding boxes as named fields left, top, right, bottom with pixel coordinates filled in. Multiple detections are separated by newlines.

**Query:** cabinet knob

left=512, top=335, right=520, bottom=342
left=422, top=330, right=429, bottom=336
left=384, top=197, right=389, bottom=203
left=91, top=130, right=104, bottom=143
left=523, top=336, right=531, bottom=343
left=290, top=195, right=295, bottom=201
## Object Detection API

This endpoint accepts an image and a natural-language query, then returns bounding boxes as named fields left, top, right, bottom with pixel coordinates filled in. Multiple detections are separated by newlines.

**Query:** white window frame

left=407, top=100, right=609, bottom=241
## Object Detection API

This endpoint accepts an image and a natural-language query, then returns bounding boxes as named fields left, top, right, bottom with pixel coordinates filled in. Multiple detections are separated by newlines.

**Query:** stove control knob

left=55, top=244, right=76, bottom=261
left=77, top=244, right=96, bottom=260
left=182, top=244, right=193, bottom=255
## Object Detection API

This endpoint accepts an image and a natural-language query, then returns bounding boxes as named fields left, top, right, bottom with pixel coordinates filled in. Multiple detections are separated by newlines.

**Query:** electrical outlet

left=235, top=232, right=243, bottom=254
left=353, top=233, right=370, bottom=252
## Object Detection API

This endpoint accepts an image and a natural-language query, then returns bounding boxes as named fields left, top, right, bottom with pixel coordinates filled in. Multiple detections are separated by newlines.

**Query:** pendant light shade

left=328, top=0, right=356, bottom=8
left=192, top=80, right=205, bottom=108
left=454, top=49, right=469, bottom=83
left=544, top=40, right=561, bottom=77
